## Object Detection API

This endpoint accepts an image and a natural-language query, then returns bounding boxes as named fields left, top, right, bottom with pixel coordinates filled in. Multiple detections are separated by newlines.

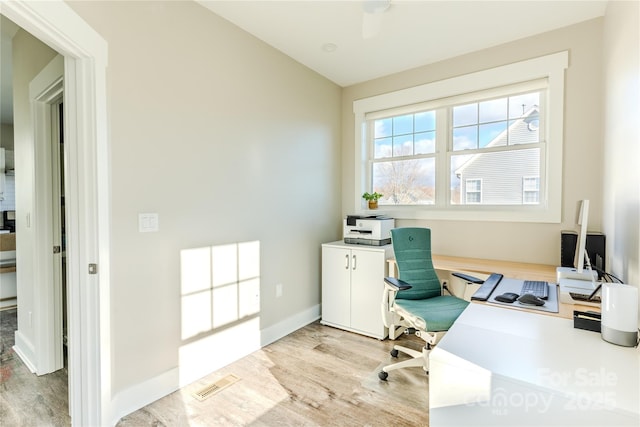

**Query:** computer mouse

left=517, top=293, right=545, bottom=306
left=495, top=292, right=519, bottom=303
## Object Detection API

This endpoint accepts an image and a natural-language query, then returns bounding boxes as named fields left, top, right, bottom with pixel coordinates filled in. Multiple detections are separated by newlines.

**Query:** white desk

left=430, top=303, right=640, bottom=426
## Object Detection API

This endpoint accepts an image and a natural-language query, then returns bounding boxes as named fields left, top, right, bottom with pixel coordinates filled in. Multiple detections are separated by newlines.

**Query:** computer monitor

left=574, top=200, right=591, bottom=274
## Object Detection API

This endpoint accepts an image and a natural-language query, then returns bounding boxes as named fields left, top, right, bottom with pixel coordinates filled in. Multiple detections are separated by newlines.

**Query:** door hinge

left=53, top=245, right=61, bottom=254
left=88, top=263, right=98, bottom=275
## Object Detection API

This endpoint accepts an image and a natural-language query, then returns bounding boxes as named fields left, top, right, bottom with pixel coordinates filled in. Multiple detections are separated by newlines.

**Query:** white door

left=30, top=55, right=65, bottom=374
left=321, top=245, right=352, bottom=327
left=350, top=248, right=385, bottom=337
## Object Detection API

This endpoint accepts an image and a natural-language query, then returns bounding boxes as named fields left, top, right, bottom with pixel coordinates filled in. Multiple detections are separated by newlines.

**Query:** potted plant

left=362, top=192, right=383, bottom=209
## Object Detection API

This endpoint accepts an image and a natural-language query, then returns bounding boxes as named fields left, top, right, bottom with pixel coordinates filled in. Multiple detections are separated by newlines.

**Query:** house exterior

left=455, top=108, right=542, bottom=205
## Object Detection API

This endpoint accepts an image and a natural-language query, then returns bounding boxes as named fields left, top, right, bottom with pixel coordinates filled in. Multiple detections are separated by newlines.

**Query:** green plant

left=362, top=192, right=383, bottom=201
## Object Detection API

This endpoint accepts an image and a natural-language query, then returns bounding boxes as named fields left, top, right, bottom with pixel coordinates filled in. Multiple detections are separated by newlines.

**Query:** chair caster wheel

left=378, top=371, right=388, bottom=381
left=390, top=349, right=399, bottom=357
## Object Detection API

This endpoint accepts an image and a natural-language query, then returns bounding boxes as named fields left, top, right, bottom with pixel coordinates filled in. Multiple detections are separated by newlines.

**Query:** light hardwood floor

left=0, top=308, right=71, bottom=426
left=118, top=321, right=428, bottom=426
left=1, top=311, right=428, bottom=426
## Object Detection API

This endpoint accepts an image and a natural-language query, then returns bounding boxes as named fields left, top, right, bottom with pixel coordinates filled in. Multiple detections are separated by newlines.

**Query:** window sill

left=358, top=205, right=560, bottom=223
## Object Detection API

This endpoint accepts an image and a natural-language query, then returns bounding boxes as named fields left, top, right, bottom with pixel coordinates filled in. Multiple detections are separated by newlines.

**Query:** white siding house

left=455, top=108, right=541, bottom=205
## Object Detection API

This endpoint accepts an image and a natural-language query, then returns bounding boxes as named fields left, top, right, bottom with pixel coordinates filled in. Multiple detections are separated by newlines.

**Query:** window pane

left=393, top=134, right=413, bottom=156
left=450, top=154, right=473, bottom=204
left=451, top=148, right=540, bottom=205
left=479, top=121, right=508, bottom=147
left=524, top=191, right=540, bottom=204
left=509, top=92, right=540, bottom=119
left=479, top=98, right=507, bottom=123
left=523, top=177, right=540, bottom=190
left=523, top=177, right=540, bottom=204
left=393, top=114, right=413, bottom=135
left=467, top=179, right=481, bottom=192
left=374, top=137, right=392, bottom=159
left=453, top=103, right=477, bottom=127
left=509, top=113, right=539, bottom=145
left=373, top=158, right=435, bottom=205
left=415, top=131, right=435, bottom=154
left=453, top=126, right=478, bottom=151
left=415, top=111, right=435, bottom=132
left=375, top=118, right=392, bottom=138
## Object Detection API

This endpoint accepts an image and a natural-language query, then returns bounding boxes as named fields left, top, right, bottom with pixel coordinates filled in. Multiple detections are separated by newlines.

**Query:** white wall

left=11, top=29, right=58, bottom=364
left=67, top=0, right=342, bottom=403
left=342, top=19, right=605, bottom=266
left=602, top=1, right=639, bottom=303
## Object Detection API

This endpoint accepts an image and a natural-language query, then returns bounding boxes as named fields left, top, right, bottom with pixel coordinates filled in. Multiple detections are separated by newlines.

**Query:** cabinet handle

left=345, top=254, right=349, bottom=269
left=352, top=254, right=357, bottom=270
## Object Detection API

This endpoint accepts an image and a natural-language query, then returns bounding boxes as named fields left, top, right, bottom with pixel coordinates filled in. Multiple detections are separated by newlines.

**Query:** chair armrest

left=384, top=277, right=412, bottom=291
left=451, top=272, right=484, bottom=284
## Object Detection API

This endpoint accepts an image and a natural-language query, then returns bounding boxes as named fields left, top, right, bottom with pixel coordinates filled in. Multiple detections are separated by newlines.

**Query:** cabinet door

left=350, top=249, right=385, bottom=336
left=321, top=246, right=351, bottom=327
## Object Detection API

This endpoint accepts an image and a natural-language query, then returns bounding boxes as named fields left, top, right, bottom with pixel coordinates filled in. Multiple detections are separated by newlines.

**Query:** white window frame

left=353, top=51, right=568, bottom=223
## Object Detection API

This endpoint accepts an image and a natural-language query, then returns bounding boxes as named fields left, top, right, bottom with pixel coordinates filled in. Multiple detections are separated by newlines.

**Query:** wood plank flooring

left=1, top=310, right=429, bottom=426
left=118, top=322, right=429, bottom=426
left=0, top=308, right=71, bottom=426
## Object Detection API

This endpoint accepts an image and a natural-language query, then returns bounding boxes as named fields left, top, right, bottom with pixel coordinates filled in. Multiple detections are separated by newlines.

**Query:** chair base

left=378, top=345, right=429, bottom=381
left=378, top=330, right=443, bottom=381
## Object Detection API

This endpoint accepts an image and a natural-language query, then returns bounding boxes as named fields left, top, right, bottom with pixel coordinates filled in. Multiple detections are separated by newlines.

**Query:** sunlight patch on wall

left=179, top=241, right=261, bottom=386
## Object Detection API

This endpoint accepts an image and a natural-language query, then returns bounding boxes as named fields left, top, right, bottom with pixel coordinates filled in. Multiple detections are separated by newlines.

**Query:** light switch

left=138, top=213, right=159, bottom=232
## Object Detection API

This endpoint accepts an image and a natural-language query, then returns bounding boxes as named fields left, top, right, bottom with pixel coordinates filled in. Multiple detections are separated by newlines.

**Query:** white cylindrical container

left=601, top=283, right=639, bottom=347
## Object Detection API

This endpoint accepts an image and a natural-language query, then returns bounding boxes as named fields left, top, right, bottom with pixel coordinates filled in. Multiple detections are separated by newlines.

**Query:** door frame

left=1, top=1, right=111, bottom=425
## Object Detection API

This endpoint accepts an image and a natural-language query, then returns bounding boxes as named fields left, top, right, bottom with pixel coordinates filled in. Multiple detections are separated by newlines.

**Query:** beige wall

left=602, top=1, right=639, bottom=292
left=67, top=0, right=342, bottom=395
left=11, top=29, right=58, bottom=356
left=342, top=19, right=605, bottom=266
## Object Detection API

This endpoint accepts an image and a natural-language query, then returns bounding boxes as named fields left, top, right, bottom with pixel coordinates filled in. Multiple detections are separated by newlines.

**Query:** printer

left=343, top=215, right=394, bottom=246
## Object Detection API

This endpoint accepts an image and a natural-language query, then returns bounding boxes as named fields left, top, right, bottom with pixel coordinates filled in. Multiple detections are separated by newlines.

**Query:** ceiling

left=1, top=1, right=609, bottom=126
left=199, top=0, right=608, bottom=87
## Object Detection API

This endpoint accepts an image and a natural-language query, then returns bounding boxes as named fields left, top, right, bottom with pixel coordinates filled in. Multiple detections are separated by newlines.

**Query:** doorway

left=1, top=1, right=111, bottom=425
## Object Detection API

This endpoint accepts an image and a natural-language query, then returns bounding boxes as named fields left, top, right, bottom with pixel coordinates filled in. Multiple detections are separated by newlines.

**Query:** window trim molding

left=353, top=51, right=568, bottom=223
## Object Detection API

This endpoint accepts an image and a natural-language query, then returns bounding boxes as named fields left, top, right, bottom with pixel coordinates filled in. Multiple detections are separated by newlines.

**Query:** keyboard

left=521, top=280, right=549, bottom=300
left=470, top=273, right=504, bottom=301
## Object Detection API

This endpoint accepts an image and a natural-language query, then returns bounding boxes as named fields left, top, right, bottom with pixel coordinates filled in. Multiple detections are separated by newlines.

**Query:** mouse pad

left=487, top=278, right=559, bottom=313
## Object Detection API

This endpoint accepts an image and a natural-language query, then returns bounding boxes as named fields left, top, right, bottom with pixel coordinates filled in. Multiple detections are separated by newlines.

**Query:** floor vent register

left=192, top=374, right=240, bottom=402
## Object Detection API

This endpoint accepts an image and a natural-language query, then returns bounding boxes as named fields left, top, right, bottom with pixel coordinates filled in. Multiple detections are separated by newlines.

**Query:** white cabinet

left=321, top=241, right=393, bottom=339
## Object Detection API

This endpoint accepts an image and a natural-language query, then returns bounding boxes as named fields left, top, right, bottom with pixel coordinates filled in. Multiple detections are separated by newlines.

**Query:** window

left=465, top=179, right=482, bottom=204
left=354, top=52, right=568, bottom=223
left=523, top=177, right=540, bottom=204
left=372, top=111, right=436, bottom=204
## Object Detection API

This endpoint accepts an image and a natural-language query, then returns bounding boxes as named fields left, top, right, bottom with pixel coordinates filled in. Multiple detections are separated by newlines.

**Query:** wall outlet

left=275, top=283, right=283, bottom=298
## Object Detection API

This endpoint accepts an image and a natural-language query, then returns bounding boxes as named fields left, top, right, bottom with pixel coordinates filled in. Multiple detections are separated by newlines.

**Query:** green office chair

left=379, top=227, right=469, bottom=380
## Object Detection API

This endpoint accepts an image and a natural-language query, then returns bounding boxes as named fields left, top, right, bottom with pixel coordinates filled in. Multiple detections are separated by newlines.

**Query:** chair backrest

left=391, top=227, right=441, bottom=300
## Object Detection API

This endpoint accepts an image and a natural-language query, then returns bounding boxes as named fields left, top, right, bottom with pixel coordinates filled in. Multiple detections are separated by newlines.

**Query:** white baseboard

left=110, top=368, right=179, bottom=426
left=260, top=304, right=320, bottom=347
left=109, top=304, right=321, bottom=426
left=13, top=330, right=37, bottom=373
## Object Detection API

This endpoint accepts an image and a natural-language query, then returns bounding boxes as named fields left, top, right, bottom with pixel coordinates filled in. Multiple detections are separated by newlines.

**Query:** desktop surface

left=427, top=254, right=601, bottom=318
left=430, top=303, right=639, bottom=426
